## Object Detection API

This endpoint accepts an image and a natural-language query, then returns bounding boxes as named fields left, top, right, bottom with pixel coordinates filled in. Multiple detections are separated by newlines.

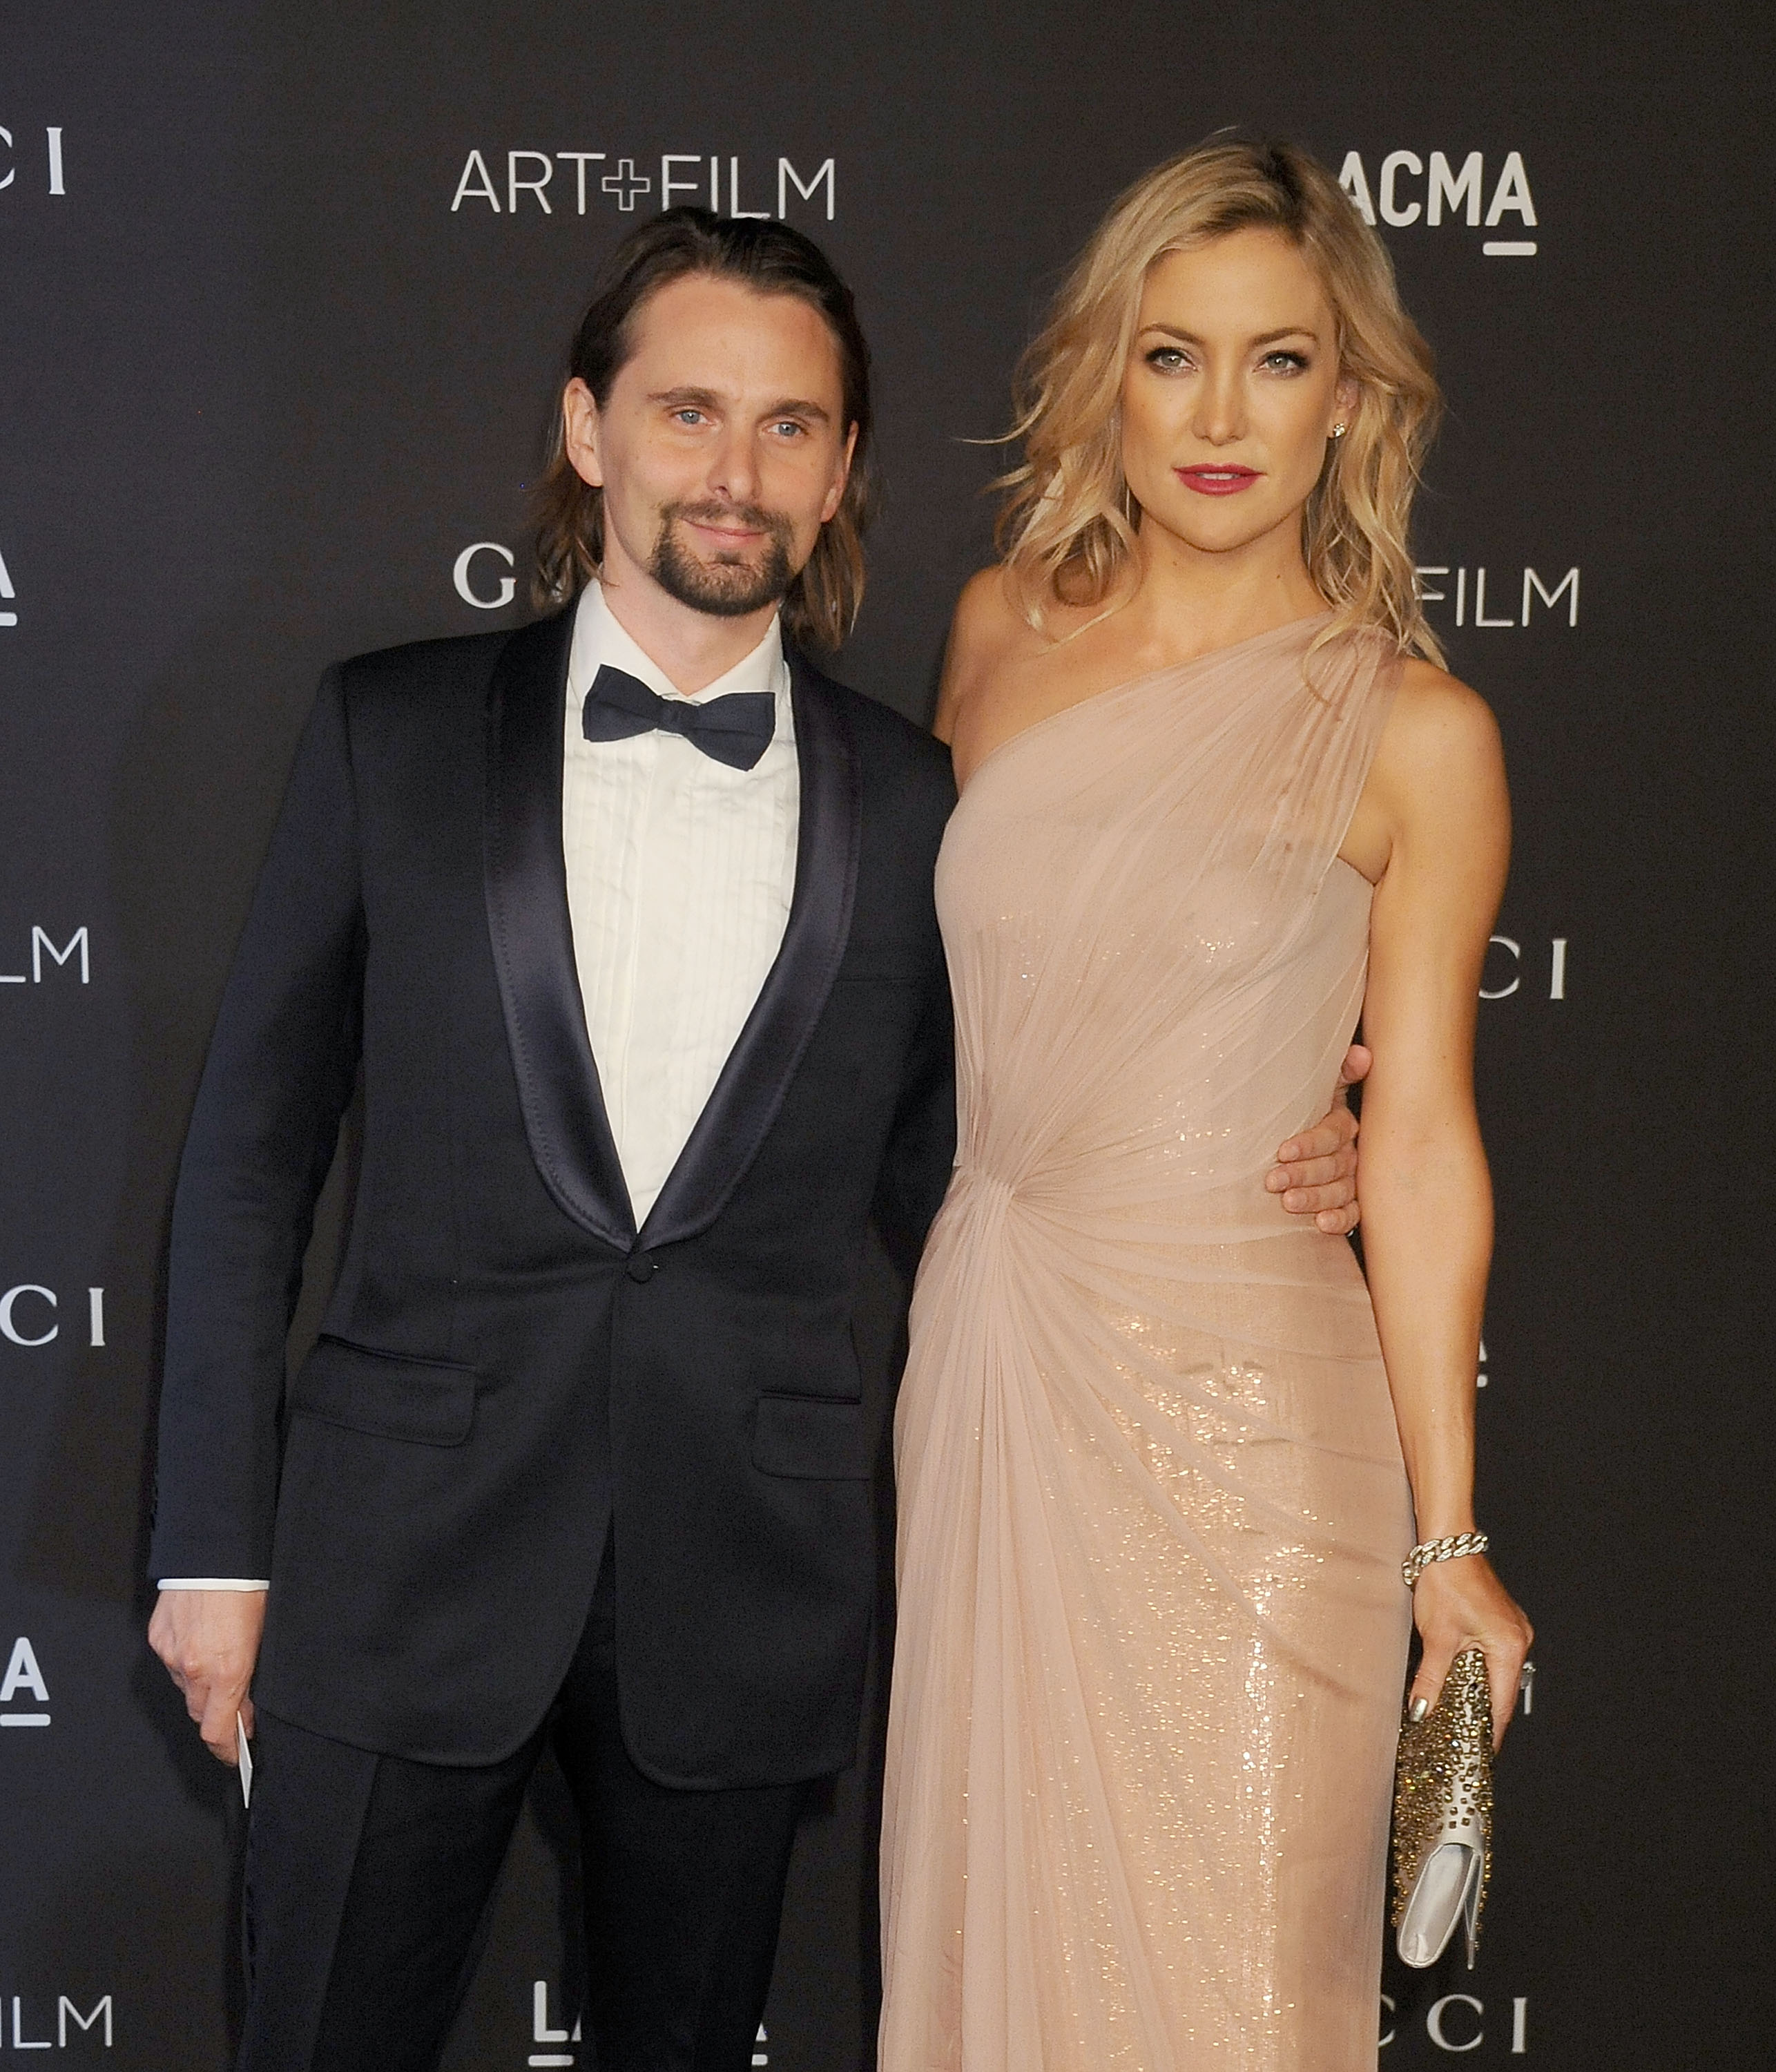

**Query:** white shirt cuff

left=157, top=1577, right=269, bottom=1591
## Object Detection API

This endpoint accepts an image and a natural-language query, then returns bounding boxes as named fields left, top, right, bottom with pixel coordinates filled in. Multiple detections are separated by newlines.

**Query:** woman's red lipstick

left=1176, top=464, right=1261, bottom=496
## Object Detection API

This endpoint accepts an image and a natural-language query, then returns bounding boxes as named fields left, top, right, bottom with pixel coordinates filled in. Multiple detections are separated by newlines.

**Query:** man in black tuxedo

left=148, top=210, right=1362, bottom=2072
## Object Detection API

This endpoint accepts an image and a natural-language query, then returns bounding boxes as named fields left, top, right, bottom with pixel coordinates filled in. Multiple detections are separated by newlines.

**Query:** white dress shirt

left=160, top=584, right=799, bottom=1591
left=562, top=581, right=799, bottom=1225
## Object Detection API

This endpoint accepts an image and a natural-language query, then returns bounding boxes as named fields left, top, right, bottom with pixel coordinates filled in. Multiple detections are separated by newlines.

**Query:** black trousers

left=236, top=1553, right=809, bottom=2072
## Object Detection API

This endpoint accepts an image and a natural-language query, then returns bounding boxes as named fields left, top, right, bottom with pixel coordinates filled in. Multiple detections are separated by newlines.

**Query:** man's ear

left=820, top=421, right=860, bottom=526
left=561, top=378, right=604, bottom=490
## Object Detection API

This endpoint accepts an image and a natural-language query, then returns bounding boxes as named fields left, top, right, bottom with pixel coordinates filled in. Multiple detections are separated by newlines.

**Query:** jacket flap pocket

left=289, top=1336, right=476, bottom=1448
left=752, top=1392, right=869, bottom=1479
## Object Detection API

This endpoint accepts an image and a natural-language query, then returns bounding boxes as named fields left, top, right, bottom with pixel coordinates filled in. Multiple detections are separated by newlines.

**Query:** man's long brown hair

left=533, top=208, right=875, bottom=653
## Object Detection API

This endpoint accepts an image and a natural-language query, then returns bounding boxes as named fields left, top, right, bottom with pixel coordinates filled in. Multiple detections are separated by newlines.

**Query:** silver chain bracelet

left=1401, top=1531, right=1489, bottom=1589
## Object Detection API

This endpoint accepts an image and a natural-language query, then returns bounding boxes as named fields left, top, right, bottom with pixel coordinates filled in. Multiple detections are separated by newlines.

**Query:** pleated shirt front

left=561, top=582, right=798, bottom=1225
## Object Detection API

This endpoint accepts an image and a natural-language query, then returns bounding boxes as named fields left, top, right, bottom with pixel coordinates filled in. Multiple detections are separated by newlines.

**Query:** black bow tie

left=581, top=664, right=777, bottom=771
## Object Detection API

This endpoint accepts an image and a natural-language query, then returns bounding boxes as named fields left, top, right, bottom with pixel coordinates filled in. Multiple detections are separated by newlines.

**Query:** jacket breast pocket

left=288, top=1335, right=477, bottom=1448
left=751, top=1392, right=870, bottom=1479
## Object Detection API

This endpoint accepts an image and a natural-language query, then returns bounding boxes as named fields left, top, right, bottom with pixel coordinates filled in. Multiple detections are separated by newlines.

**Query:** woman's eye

left=1146, top=347, right=1190, bottom=372
left=1262, top=351, right=1309, bottom=374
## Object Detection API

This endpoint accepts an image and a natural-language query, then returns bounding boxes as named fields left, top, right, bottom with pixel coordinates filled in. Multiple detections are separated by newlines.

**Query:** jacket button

left=626, top=1254, right=657, bottom=1283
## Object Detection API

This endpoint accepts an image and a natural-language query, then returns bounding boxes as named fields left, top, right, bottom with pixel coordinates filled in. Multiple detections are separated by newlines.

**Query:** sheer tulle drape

left=881, top=618, right=1413, bottom=2072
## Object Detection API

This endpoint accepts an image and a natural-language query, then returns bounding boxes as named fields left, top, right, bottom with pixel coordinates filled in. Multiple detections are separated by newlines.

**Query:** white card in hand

left=236, top=1713, right=254, bottom=1808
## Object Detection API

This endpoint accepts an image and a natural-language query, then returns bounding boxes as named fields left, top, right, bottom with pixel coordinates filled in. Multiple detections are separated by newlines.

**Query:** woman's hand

left=1407, top=1556, right=1532, bottom=1752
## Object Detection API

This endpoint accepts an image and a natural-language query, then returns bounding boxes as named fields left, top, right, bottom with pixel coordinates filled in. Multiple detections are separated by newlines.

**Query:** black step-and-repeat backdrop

left=3, top=3, right=1768, bottom=2065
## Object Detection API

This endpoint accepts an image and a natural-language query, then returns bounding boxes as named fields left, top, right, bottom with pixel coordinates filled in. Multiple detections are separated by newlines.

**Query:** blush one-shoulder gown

left=880, top=617, right=1416, bottom=2072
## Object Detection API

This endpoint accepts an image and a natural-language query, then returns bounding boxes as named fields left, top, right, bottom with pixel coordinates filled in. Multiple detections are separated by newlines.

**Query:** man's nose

left=706, top=426, right=762, bottom=506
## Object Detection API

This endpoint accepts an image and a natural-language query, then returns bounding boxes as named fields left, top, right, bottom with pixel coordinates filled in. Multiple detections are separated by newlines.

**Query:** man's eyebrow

left=650, top=385, right=724, bottom=409
left=1137, top=322, right=1321, bottom=347
left=762, top=397, right=831, bottom=423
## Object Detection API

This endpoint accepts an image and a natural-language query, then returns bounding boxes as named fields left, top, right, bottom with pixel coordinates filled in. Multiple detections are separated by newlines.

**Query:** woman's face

left=1119, top=228, right=1354, bottom=566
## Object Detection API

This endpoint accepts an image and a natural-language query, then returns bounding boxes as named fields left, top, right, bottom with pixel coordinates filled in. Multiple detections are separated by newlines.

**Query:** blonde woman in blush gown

left=879, top=142, right=1533, bottom=2072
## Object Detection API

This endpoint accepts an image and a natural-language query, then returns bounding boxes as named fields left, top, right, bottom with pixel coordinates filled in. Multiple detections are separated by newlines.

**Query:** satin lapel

left=483, top=608, right=637, bottom=1251
left=641, top=650, right=862, bottom=1250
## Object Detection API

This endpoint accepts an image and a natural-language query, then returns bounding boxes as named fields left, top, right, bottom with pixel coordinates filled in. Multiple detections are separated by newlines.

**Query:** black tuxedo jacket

left=148, top=608, right=958, bottom=1785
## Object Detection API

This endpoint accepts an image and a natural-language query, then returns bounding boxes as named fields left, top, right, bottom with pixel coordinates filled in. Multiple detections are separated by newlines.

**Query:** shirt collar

left=568, top=582, right=791, bottom=729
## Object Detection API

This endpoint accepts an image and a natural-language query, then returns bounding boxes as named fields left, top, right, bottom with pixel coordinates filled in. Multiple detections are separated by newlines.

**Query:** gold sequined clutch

left=1391, top=1647, right=1492, bottom=1969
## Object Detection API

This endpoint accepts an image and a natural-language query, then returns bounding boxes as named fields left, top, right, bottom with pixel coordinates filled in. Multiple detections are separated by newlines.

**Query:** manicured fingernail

left=1409, top=1696, right=1430, bottom=1723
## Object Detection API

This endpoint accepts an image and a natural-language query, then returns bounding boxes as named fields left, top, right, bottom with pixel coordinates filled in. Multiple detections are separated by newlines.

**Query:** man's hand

left=148, top=1589, right=266, bottom=1765
left=1265, top=1042, right=1369, bottom=1236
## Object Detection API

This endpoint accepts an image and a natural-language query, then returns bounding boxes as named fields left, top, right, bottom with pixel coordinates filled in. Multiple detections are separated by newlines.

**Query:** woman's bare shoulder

left=954, top=564, right=1027, bottom=644
left=1367, top=655, right=1500, bottom=866
left=1382, top=655, right=1503, bottom=780
left=934, top=566, right=1049, bottom=742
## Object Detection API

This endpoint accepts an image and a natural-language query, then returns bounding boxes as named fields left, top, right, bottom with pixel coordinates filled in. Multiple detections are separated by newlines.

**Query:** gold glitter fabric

left=880, top=618, right=1414, bottom=2072
left=1391, top=1647, right=1492, bottom=1957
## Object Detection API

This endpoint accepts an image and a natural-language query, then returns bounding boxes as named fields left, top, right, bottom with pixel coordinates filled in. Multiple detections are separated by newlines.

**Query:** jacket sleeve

left=148, top=666, right=367, bottom=1581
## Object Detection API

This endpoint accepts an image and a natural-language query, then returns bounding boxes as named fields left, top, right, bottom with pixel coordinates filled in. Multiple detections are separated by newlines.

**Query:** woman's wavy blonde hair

left=998, top=139, right=1444, bottom=664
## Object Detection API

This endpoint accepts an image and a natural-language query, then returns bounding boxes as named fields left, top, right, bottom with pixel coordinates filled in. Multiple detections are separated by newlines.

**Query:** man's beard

left=648, top=499, right=798, bottom=617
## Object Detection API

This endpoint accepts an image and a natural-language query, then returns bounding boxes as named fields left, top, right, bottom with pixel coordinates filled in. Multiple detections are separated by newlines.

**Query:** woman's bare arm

left=1354, top=659, right=1532, bottom=1743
